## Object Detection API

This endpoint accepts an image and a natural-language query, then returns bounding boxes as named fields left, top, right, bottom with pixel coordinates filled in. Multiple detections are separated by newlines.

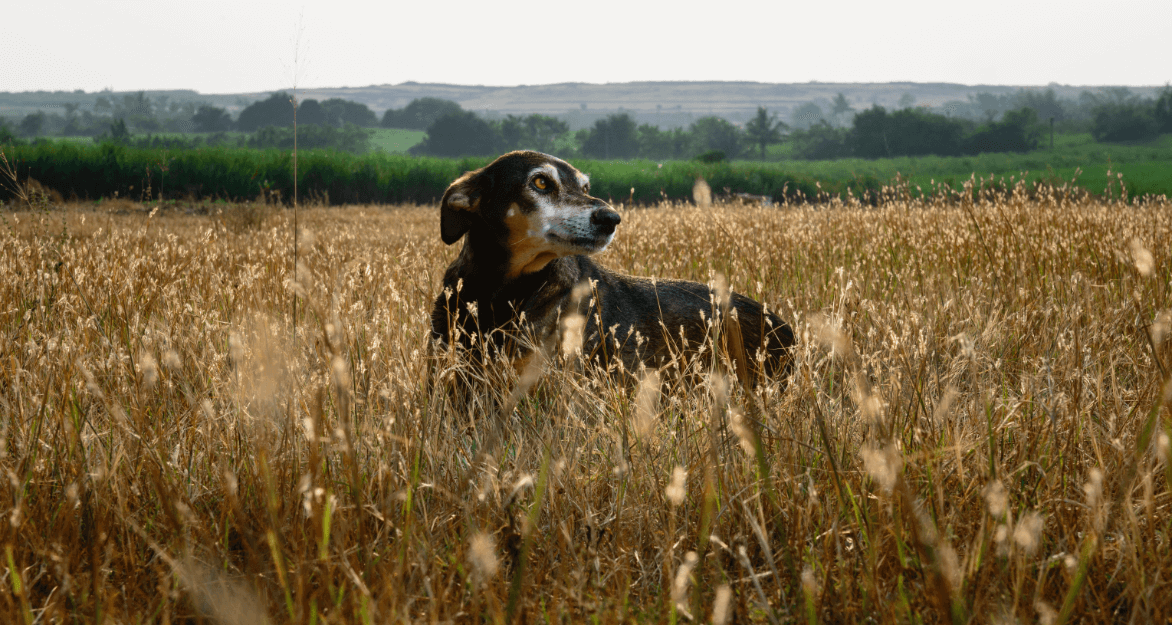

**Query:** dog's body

left=431, top=151, right=794, bottom=383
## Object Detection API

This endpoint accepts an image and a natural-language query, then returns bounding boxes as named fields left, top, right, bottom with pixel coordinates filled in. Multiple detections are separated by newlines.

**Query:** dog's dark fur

left=431, top=151, right=794, bottom=383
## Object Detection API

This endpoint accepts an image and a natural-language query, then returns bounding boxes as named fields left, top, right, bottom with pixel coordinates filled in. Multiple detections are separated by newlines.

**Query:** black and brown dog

left=431, top=151, right=794, bottom=385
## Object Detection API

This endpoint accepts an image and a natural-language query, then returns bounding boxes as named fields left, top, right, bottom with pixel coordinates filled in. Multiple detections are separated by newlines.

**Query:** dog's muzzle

left=590, top=208, right=622, bottom=235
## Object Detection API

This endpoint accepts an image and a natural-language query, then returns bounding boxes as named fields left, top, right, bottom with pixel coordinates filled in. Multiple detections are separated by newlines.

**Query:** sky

left=5, top=0, right=1169, bottom=94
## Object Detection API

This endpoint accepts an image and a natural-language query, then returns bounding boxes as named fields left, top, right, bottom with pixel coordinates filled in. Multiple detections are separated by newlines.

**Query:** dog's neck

left=450, top=230, right=566, bottom=299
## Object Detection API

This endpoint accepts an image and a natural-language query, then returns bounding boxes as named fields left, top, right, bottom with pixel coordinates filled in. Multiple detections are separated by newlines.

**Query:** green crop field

left=3, top=133, right=1171, bottom=206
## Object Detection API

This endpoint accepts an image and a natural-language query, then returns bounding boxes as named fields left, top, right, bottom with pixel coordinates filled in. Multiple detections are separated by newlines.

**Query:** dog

left=430, top=151, right=794, bottom=388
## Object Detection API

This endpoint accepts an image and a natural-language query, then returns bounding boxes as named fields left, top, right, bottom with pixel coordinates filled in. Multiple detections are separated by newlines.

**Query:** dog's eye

left=532, top=176, right=550, bottom=192
left=583, top=183, right=591, bottom=194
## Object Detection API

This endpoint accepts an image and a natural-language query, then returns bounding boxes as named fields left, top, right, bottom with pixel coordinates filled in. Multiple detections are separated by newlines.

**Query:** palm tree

left=831, top=93, right=855, bottom=126
left=743, top=106, right=788, bottom=159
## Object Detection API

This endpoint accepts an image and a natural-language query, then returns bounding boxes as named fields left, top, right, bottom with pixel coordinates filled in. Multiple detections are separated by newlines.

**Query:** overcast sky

left=5, top=0, right=1169, bottom=94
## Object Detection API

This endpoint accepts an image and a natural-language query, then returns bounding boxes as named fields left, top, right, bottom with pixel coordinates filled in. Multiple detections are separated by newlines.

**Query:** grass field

left=0, top=186, right=1170, bottom=623
left=368, top=128, right=425, bottom=154
left=762, top=133, right=1172, bottom=199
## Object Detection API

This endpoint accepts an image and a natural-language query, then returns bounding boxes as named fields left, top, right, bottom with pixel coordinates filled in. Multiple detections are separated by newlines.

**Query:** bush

left=1091, top=102, right=1159, bottom=142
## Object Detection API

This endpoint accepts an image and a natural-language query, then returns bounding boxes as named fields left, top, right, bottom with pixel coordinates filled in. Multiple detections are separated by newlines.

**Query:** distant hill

left=2, top=81, right=1165, bottom=130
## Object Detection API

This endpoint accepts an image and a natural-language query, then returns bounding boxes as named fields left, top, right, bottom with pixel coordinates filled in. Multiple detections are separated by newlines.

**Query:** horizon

left=6, top=77, right=1170, bottom=98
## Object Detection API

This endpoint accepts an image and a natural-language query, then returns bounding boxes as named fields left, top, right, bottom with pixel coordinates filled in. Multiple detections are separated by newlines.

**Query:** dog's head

left=440, top=151, right=621, bottom=278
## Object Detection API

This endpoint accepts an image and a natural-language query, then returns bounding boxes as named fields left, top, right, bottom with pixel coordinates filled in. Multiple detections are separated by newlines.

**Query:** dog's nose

left=590, top=208, right=622, bottom=234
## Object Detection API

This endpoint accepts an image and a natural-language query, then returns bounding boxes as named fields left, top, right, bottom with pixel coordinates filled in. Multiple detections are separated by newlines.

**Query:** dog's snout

left=590, top=208, right=622, bottom=234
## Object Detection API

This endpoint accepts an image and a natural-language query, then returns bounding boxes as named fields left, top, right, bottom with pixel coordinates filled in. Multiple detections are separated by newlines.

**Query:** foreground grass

left=0, top=188, right=1170, bottom=623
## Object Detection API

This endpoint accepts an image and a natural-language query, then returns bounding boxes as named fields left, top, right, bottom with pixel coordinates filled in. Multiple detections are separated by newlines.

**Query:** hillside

left=3, top=81, right=1165, bottom=130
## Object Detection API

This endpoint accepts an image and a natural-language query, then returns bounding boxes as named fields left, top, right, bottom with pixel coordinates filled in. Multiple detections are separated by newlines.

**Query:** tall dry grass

left=0, top=183, right=1169, bottom=623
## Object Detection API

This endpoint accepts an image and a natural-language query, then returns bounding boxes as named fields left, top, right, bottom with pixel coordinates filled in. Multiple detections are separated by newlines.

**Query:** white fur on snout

left=532, top=193, right=614, bottom=253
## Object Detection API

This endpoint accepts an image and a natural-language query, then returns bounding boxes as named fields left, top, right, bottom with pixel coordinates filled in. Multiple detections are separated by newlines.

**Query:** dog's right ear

left=440, top=171, right=482, bottom=245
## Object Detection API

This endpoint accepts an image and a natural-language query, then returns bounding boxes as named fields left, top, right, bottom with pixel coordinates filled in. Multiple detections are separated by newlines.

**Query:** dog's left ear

left=440, top=171, right=483, bottom=245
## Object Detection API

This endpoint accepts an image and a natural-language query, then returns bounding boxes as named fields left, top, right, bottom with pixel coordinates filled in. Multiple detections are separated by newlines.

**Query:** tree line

left=5, top=86, right=1170, bottom=162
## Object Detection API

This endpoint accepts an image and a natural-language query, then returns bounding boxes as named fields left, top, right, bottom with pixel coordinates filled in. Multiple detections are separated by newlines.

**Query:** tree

left=791, top=102, right=824, bottom=129
left=498, top=114, right=569, bottom=153
left=690, top=117, right=743, bottom=159
left=850, top=105, right=966, bottom=158
left=898, top=93, right=916, bottom=109
left=321, top=99, right=378, bottom=127
left=410, top=111, right=500, bottom=157
left=581, top=114, right=639, bottom=159
left=1091, top=102, right=1159, bottom=142
left=1014, top=88, right=1065, bottom=122
left=382, top=98, right=463, bottom=130
left=831, top=93, right=854, bottom=125
left=297, top=99, right=328, bottom=126
left=237, top=92, right=294, bottom=132
left=191, top=105, right=233, bottom=132
left=19, top=111, right=46, bottom=137
left=743, top=106, right=787, bottom=159
left=0, top=119, right=19, bottom=144
left=637, top=124, right=690, bottom=160
left=790, top=121, right=851, bottom=160
left=1155, top=85, right=1172, bottom=134
left=94, top=118, right=131, bottom=144
left=965, top=107, right=1041, bottom=154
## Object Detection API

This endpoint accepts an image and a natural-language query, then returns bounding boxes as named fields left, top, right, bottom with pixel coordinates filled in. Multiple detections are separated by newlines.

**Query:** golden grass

left=0, top=185, right=1170, bottom=623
